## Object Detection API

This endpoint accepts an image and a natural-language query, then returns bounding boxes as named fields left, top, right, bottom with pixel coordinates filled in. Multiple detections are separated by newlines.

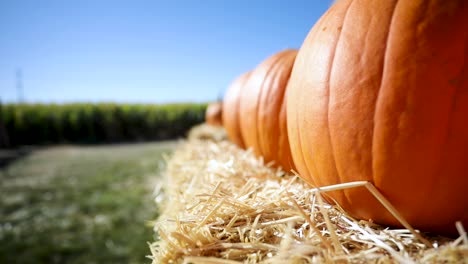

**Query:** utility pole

left=217, top=90, right=223, bottom=103
left=16, top=68, right=24, bottom=103
left=0, top=99, right=10, bottom=148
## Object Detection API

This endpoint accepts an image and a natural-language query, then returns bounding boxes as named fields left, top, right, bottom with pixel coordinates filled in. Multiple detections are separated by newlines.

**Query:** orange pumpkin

left=240, top=49, right=297, bottom=171
left=287, top=0, right=468, bottom=234
left=222, top=72, right=251, bottom=148
left=205, top=101, right=223, bottom=126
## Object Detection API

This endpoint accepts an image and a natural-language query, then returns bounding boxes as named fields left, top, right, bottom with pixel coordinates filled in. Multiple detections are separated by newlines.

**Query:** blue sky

left=0, top=0, right=332, bottom=104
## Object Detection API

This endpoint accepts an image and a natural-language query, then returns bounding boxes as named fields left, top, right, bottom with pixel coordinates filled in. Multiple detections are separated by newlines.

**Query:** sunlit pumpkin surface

left=205, top=102, right=223, bottom=127
left=240, top=49, right=297, bottom=171
left=222, top=72, right=252, bottom=148
left=287, top=0, right=468, bottom=235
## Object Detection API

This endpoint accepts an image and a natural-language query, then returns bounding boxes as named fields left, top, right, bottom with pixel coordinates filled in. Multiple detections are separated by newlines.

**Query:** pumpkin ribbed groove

left=238, top=49, right=297, bottom=171
left=327, top=0, right=355, bottom=209
left=293, top=105, right=314, bottom=184
left=256, top=54, right=284, bottom=156
left=257, top=54, right=290, bottom=161
left=276, top=71, right=293, bottom=170
left=370, top=0, right=399, bottom=194
left=255, top=55, right=284, bottom=157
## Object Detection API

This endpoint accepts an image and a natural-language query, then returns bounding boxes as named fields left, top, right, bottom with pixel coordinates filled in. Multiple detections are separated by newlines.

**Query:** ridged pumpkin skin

left=287, top=0, right=468, bottom=234
left=205, top=102, right=223, bottom=126
left=222, top=72, right=251, bottom=148
left=240, top=49, right=297, bottom=171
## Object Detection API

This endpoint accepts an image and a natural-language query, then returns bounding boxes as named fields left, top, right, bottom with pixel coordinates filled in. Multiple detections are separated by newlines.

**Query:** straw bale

left=187, top=123, right=227, bottom=142
left=149, top=125, right=468, bottom=263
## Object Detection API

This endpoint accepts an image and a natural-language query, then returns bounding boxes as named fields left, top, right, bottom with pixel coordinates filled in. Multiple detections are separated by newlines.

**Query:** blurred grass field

left=0, top=141, right=177, bottom=264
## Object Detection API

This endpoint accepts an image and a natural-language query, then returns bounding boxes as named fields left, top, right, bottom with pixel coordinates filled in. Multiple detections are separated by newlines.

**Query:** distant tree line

left=0, top=102, right=207, bottom=148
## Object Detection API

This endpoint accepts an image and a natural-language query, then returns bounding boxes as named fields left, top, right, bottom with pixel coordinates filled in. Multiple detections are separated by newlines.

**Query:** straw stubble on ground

left=150, top=124, right=467, bottom=263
